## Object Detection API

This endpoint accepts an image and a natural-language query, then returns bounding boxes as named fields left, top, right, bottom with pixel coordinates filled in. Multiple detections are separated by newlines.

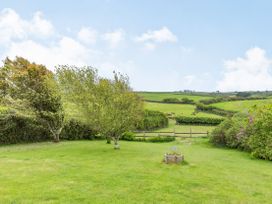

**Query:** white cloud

left=217, top=47, right=272, bottom=91
left=0, top=8, right=129, bottom=72
left=77, top=27, right=97, bottom=45
left=5, top=37, right=91, bottom=69
left=102, top=29, right=124, bottom=48
left=0, top=8, right=54, bottom=44
left=135, top=27, right=177, bottom=50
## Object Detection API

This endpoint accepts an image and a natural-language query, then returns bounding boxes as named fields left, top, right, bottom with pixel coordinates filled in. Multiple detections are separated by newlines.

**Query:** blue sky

left=1, top=0, right=272, bottom=91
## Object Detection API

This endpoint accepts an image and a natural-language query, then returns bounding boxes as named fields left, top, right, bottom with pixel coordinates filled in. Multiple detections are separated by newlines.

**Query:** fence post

left=190, top=127, right=192, bottom=138
left=173, top=127, right=175, bottom=137
left=207, top=131, right=209, bottom=138
left=144, top=131, right=146, bottom=139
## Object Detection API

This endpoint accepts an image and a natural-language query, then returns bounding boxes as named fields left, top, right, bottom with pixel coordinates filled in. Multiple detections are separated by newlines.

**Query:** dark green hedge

left=136, top=110, right=168, bottom=130
left=0, top=111, right=98, bottom=144
left=175, top=116, right=224, bottom=125
left=61, top=119, right=98, bottom=140
left=0, top=113, right=50, bottom=144
left=195, top=103, right=236, bottom=117
left=120, top=132, right=175, bottom=143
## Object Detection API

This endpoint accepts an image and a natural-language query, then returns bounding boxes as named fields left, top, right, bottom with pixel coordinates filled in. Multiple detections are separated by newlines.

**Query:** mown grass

left=145, top=102, right=222, bottom=118
left=212, top=99, right=272, bottom=112
left=0, top=140, right=272, bottom=203
left=138, top=92, right=212, bottom=102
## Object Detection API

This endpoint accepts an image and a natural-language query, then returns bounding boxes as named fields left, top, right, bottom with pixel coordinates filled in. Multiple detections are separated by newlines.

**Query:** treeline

left=145, top=97, right=194, bottom=104
left=210, top=105, right=272, bottom=161
left=199, top=96, right=267, bottom=105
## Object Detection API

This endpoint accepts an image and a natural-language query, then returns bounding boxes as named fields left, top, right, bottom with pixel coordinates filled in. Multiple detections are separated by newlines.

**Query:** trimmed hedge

left=175, top=116, right=224, bottom=125
left=136, top=110, right=168, bottom=130
left=0, top=111, right=98, bottom=144
left=121, top=132, right=175, bottom=143
left=195, top=103, right=236, bottom=117
left=0, top=112, right=50, bottom=144
left=61, top=119, right=98, bottom=140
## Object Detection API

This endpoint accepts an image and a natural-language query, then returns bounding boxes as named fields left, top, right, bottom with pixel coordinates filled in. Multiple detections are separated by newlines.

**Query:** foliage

left=120, top=132, right=136, bottom=141
left=0, top=111, right=50, bottom=144
left=0, top=57, right=64, bottom=142
left=136, top=110, right=168, bottom=130
left=56, top=66, right=144, bottom=149
left=209, top=114, right=250, bottom=149
left=199, top=95, right=266, bottom=105
left=210, top=105, right=272, bottom=160
left=236, top=92, right=251, bottom=98
left=162, top=98, right=180, bottom=103
left=195, top=102, right=236, bottom=116
left=175, top=116, right=224, bottom=125
left=61, top=119, right=98, bottom=140
left=248, top=104, right=272, bottom=160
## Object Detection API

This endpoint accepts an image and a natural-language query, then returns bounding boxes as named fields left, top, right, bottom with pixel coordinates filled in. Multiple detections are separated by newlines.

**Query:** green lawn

left=138, top=92, right=212, bottom=102
left=212, top=99, right=272, bottom=112
left=145, top=102, right=222, bottom=118
left=0, top=140, right=272, bottom=203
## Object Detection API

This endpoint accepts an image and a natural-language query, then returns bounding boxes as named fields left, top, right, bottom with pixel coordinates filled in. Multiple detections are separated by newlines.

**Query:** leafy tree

left=0, top=57, right=64, bottom=142
left=56, top=66, right=144, bottom=149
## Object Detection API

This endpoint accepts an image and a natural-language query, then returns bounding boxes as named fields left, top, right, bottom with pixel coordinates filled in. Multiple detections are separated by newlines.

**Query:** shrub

left=175, top=116, right=224, bottom=125
left=134, top=136, right=175, bottom=143
left=61, top=119, right=97, bottom=140
left=162, top=98, right=180, bottom=103
left=209, top=114, right=249, bottom=149
left=248, top=105, right=272, bottom=160
left=180, top=97, right=194, bottom=104
left=137, top=110, right=168, bottom=130
left=120, top=132, right=135, bottom=141
left=0, top=112, right=50, bottom=144
left=147, top=136, right=175, bottom=143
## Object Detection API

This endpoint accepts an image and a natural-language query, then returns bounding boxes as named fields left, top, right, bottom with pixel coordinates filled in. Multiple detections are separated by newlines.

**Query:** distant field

left=145, top=102, right=222, bottom=118
left=138, top=92, right=213, bottom=102
left=212, top=99, right=272, bottom=112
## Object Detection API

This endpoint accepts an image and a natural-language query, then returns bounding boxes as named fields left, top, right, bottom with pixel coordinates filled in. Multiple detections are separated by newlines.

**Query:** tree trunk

left=113, top=137, right=120, bottom=149
left=106, top=136, right=111, bottom=144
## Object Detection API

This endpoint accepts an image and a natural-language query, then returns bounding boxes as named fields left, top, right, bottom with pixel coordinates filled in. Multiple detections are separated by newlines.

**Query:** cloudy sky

left=1, top=0, right=272, bottom=92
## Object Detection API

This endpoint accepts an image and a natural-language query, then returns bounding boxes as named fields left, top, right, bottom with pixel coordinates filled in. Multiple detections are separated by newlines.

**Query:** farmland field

left=1, top=140, right=272, bottom=203
left=212, top=99, right=272, bottom=112
left=145, top=102, right=222, bottom=118
left=138, top=92, right=213, bottom=102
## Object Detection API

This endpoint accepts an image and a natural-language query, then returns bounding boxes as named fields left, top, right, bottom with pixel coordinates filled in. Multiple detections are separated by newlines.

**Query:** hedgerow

left=195, top=103, right=236, bottom=117
left=136, top=110, right=168, bottom=130
left=175, top=116, right=224, bottom=125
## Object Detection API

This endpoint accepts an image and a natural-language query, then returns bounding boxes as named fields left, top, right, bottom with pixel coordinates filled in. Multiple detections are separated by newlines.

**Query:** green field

left=1, top=140, right=272, bottom=203
left=212, top=99, right=272, bottom=112
left=138, top=92, right=212, bottom=102
left=145, top=102, right=222, bottom=118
